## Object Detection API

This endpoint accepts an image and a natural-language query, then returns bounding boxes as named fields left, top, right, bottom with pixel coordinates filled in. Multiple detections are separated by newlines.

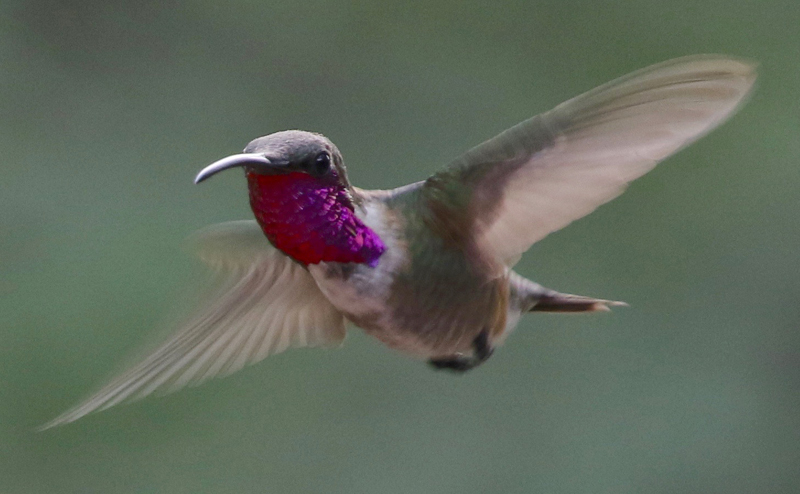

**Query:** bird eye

left=313, top=151, right=332, bottom=175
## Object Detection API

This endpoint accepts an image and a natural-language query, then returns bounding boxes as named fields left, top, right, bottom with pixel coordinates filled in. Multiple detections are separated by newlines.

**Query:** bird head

left=195, top=130, right=351, bottom=190
left=194, top=130, right=384, bottom=267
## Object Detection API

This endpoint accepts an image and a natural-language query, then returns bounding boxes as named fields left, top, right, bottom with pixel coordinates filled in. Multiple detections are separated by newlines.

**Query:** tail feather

left=530, top=293, right=627, bottom=313
left=509, top=271, right=626, bottom=314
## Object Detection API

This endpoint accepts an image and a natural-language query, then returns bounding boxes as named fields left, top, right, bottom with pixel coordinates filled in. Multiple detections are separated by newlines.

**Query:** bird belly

left=308, top=199, right=509, bottom=358
left=309, top=262, right=429, bottom=355
left=307, top=198, right=430, bottom=355
left=310, top=260, right=501, bottom=358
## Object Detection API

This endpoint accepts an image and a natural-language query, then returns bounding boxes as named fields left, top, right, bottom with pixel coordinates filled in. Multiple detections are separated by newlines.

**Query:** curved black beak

left=194, top=153, right=279, bottom=184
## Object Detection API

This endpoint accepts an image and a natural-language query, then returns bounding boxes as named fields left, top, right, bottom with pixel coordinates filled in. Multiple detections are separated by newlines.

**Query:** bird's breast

left=308, top=196, right=508, bottom=358
left=308, top=199, right=408, bottom=328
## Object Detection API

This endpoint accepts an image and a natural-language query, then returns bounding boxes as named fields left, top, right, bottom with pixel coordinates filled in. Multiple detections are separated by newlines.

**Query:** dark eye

left=313, top=152, right=332, bottom=175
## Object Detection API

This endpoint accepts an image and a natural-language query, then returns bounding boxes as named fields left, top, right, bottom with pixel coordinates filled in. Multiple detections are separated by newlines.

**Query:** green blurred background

left=2, top=0, right=798, bottom=492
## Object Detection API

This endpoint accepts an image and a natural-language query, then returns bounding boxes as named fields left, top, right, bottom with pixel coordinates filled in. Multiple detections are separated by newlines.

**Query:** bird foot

left=428, top=330, right=493, bottom=373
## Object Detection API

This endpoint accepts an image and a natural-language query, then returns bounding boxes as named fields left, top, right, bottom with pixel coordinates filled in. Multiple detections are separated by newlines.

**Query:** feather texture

left=40, top=221, right=345, bottom=430
left=424, top=55, right=757, bottom=265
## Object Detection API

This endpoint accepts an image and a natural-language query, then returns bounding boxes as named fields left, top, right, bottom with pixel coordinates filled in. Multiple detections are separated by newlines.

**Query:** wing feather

left=423, top=55, right=756, bottom=265
left=40, top=221, right=345, bottom=429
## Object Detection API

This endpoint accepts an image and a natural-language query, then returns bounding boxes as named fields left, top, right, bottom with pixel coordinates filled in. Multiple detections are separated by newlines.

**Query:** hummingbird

left=41, top=55, right=755, bottom=429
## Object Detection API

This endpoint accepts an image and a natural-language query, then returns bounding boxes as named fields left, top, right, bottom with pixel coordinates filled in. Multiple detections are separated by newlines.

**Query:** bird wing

left=421, top=56, right=756, bottom=266
left=41, top=220, right=345, bottom=429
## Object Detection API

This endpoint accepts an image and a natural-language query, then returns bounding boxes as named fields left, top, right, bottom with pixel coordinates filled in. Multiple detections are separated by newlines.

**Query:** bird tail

left=529, top=292, right=627, bottom=313
left=509, top=272, right=626, bottom=313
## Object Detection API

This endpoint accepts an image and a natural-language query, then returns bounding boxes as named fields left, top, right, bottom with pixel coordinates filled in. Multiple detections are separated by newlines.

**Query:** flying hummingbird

left=41, top=55, right=756, bottom=429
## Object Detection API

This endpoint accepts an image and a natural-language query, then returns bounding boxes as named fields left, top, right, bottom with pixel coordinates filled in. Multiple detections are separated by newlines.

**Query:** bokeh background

left=2, top=0, right=799, bottom=492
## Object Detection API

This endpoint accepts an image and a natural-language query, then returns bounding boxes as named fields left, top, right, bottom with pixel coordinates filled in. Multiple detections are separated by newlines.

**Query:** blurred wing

left=423, top=55, right=756, bottom=265
left=41, top=221, right=345, bottom=429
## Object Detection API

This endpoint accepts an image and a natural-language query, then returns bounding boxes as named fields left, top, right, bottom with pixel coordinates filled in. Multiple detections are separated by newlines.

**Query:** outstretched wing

left=41, top=221, right=345, bottom=429
left=422, top=55, right=756, bottom=266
